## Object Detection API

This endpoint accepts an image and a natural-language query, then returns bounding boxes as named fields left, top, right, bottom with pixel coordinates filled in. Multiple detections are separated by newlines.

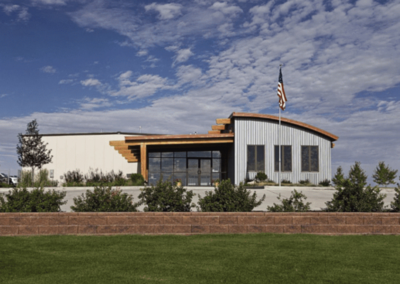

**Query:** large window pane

left=148, top=172, right=161, bottom=185
left=162, top=152, right=173, bottom=157
left=188, top=151, right=211, bottom=157
left=310, top=146, right=319, bottom=172
left=161, top=158, right=173, bottom=171
left=301, top=146, right=309, bottom=172
left=174, top=152, right=186, bottom=157
left=149, top=152, right=160, bottom=158
left=212, top=159, right=221, bottom=172
left=173, top=173, right=186, bottom=186
left=161, top=172, right=174, bottom=182
left=256, top=146, right=264, bottom=172
left=174, top=158, right=186, bottom=172
left=149, top=157, right=161, bottom=172
left=247, top=146, right=255, bottom=171
left=283, top=146, right=292, bottom=172
left=274, top=146, right=279, bottom=171
left=212, top=151, right=221, bottom=158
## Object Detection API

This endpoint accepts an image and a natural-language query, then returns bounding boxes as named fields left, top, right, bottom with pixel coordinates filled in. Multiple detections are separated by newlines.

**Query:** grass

left=1, top=233, right=399, bottom=284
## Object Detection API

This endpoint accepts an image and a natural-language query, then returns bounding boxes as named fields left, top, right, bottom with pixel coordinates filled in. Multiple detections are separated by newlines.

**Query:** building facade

left=26, top=113, right=338, bottom=186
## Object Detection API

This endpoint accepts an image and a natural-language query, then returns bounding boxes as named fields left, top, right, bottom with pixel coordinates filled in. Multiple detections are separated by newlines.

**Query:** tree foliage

left=391, top=181, right=400, bottom=212
left=325, top=162, right=386, bottom=212
left=138, top=178, right=195, bottom=212
left=197, top=179, right=265, bottom=212
left=71, top=185, right=138, bottom=212
left=372, top=161, right=398, bottom=187
left=332, top=166, right=345, bottom=186
left=267, top=189, right=311, bottom=212
left=16, top=120, right=53, bottom=174
left=0, top=187, right=66, bottom=212
left=255, top=172, right=267, bottom=182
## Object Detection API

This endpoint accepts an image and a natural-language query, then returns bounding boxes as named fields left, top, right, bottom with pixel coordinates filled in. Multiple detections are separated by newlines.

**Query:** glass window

left=173, top=173, right=187, bottom=186
left=149, top=152, right=160, bottom=158
left=149, top=172, right=161, bottom=185
left=174, top=158, right=186, bottom=172
left=212, top=159, right=221, bottom=172
left=212, top=151, right=221, bottom=158
left=188, top=151, right=211, bottom=157
left=162, top=152, right=173, bottom=157
left=247, top=145, right=264, bottom=172
left=301, top=146, right=318, bottom=172
left=274, top=146, right=292, bottom=172
left=161, top=158, right=173, bottom=171
left=149, top=157, right=161, bottom=172
left=174, top=152, right=186, bottom=157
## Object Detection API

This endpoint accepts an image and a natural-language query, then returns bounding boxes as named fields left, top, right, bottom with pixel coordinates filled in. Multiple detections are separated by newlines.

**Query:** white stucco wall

left=23, top=133, right=139, bottom=181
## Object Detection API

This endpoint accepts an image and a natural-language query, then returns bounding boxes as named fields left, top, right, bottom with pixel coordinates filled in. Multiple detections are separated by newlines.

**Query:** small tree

left=16, top=120, right=52, bottom=181
left=267, top=189, right=311, bottom=212
left=372, top=161, right=398, bottom=187
left=391, top=182, right=400, bottom=212
left=332, top=166, right=345, bottom=187
left=197, top=179, right=265, bottom=212
left=255, top=172, right=267, bottom=183
left=325, top=162, right=386, bottom=212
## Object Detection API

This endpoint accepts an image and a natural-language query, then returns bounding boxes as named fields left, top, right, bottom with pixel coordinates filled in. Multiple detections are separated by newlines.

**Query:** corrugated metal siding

left=234, top=118, right=332, bottom=185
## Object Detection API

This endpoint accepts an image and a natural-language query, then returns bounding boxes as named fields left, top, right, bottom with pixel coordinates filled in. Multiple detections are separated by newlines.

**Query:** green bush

left=138, top=178, right=194, bottom=212
left=299, top=179, right=310, bottom=185
left=267, top=189, right=311, bottom=212
left=372, top=161, right=398, bottom=187
left=19, top=169, right=58, bottom=187
left=391, top=182, right=400, bottom=212
left=0, top=187, right=66, bottom=212
left=130, top=173, right=145, bottom=186
left=0, top=182, right=13, bottom=188
left=19, top=170, right=33, bottom=187
left=319, top=179, right=331, bottom=186
left=255, top=172, right=267, bottom=182
left=71, top=185, right=138, bottom=212
left=197, top=179, right=265, bottom=212
left=63, top=170, right=85, bottom=186
left=281, top=179, right=292, bottom=184
left=325, top=162, right=386, bottom=212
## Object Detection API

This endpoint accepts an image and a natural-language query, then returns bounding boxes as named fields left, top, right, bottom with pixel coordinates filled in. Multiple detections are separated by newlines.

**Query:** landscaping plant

left=332, top=166, right=345, bottom=186
left=318, top=179, right=331, bottom=186
left=325, top=162, right=386, bottom=212
left=138, top=178, right=195, bottom=212
left=130, top=173, right=145, bottom=186
left=0, top=187, right=66, bottom=212
left=267, top=189, right=311, bottom=212
left=197, top=179, right=265, bottom=212
left=255, top=172, right=267, bottom=183
left=391, top=180, right=400, bottom=212
left=19, top=169, right=58, bottom=187
left=63, top=170, right=85, bottom=186
left=71, top=185, right=138, bottom=212
left=372, top=161, right=398, bottom=187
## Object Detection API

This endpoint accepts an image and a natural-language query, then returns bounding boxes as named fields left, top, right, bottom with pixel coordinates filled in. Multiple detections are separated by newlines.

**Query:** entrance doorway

left=188, top=158, right=211, bottom=186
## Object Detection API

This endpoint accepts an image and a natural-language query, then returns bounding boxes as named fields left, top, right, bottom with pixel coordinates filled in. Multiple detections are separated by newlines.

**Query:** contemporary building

left=31, top=112, right=338, bottom=186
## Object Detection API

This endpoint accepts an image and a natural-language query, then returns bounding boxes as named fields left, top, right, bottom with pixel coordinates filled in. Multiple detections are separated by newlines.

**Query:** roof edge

left=229, top=112, right=338, bottom=141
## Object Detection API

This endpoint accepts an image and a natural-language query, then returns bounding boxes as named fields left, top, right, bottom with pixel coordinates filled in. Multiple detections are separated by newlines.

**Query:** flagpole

left=278, top=64, right=282, bottom=188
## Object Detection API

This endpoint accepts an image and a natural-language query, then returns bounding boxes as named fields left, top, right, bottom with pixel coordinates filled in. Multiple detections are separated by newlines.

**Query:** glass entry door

left=187, top=158, right=211, bottom=186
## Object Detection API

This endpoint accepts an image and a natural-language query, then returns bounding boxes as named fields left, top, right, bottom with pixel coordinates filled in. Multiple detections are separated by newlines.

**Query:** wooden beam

left=208, top=130, right=221, bottom=134
left=114, top=146, right=129, bottom=150
left=110, top=140, right=126, bottom=146
left=212, top=125, right=225, bottom=130
left=118, top=150, right=133, bottom=154
left=124, top=139, right=234, bottom=146
left=331, top=142, right=335, bottom=149
left=216, top=118, right=231, bottom=124
left=126, top=158, right=139, bottom=162
left=140, top=143, right=147, bottom=181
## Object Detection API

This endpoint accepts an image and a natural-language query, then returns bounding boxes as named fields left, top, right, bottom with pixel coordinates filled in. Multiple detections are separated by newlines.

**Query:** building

left=30, top=112, right=338, bottom=186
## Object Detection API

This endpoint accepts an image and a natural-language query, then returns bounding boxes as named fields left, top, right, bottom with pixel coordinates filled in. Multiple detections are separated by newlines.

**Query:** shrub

left=325, top=162, right=386, bottom=212
left=372, top=161, right=398, bottom=187
left=84, top=169, right=127, bottom=187
left=19, top=170, right=34, bottom=187
left=64, top=170, right=84, bottom=186
left=281, top=179, right=292, bottom=184
left=19, top=169, right=58, bottom=187
left=138, top=178, right=195, bottom=212
left=391, top=182, right=400, bottom=212
left=319, top=179, right=331, bottom=186
left=131, top=173, right=145, bottom=186
left=332, top=166, right=345, bottom=186
left=255, top=172, right=267, bottom=183
left=71, top=185, right=138, bottom=212
left=267, top=189, right=311, bottom=212
left=299, top=179, right=310, bottom=185
left=0, top=187, right=66, bottom=212
left=197, top=179, right=265, bottom=212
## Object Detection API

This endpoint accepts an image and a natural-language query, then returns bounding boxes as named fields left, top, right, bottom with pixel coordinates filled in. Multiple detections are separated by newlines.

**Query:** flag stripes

left=277, top=67, right=287, bottom=110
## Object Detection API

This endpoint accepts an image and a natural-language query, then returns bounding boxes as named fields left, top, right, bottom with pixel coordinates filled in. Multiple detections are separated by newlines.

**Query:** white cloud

left=209, top=2, right=243, bottom=16
left=2, top=4, right=30, bottom=21
left=145, top=3, right=183, bottom=20
left=3, top=5, right=20, bottom=14
left=79, top=97, right=112, bottom=110
left=41, top=66, right=56, bottom=73
left=59, top=79, right=74, bottom=84
left=172, top=48, right=193, bottom=66
left=0, top=94, right=8, bottom=98
left=30, top=0, right=68, bottom=5
left=80, top=78, right=102, bottom=87
left=176, top=65, right=203, bottom=85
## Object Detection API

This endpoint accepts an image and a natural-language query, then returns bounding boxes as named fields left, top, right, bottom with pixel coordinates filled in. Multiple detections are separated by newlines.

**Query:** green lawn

left=1, top=234, right=399, bottom=284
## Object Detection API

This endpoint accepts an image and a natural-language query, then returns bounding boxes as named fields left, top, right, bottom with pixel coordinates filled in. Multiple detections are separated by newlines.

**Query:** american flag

left=277, top=67, right=287, bottom=110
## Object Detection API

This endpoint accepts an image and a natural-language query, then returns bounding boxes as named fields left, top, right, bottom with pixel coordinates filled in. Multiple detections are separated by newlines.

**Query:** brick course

left=1, top=212, right=400, bottom=236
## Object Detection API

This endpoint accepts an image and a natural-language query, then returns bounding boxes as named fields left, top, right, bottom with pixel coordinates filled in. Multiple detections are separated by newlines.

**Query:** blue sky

left=0, top=0, right=400, bottom=184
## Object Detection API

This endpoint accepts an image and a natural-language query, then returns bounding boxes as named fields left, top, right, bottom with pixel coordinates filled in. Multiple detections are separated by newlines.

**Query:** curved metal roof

left=230, top=112, right=338, bottom=141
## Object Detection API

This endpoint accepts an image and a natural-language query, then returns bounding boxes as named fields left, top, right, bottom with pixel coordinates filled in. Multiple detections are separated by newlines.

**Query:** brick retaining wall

left=1, top=212, right=400, bottom=236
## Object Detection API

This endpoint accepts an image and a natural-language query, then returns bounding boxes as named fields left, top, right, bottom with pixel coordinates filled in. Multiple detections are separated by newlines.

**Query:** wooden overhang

left=110, top=133, right=234, bottom=181
left=229, top=112, right=339, bottom=142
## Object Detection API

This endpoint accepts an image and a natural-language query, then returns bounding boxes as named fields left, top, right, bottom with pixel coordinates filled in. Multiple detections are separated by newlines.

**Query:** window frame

left=274, top=145, right=292, bottom=172
left=247, top=145, right=265, bottom=172
left=301, top=145, right=319, bottom=172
